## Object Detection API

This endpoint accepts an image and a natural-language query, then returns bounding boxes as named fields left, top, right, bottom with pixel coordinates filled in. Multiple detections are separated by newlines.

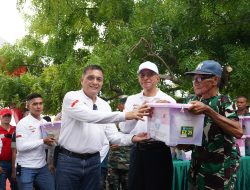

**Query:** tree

left=1, top=0, right=249, bottom=113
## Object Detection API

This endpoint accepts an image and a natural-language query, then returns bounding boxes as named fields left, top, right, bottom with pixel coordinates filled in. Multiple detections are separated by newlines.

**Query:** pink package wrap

left=236, top=135, right=246, bottom=156
left=239, top=116, right=250, bottom=135
left=40, top=121, right=61, bottom=141
left=147, top=103, right=205, bottom=146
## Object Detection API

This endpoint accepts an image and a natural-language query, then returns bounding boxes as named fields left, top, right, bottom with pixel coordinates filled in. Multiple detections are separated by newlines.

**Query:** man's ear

left=156, top=75, right=160, bottom=82
left=213, top=76, right=220, bottom=87
left=80, top=76, right=84, bottom=86
left=26, top=101, right=30, bottom=109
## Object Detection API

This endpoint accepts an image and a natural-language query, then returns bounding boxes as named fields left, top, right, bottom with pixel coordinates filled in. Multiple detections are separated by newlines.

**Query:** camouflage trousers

left=107, top=168, right=128, bottom=190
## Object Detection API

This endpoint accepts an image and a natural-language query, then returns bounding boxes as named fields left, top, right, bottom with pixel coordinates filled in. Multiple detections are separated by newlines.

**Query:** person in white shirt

left=119, top=61, right=176, bottom=190
left=16, top=93, right=56, bottom=190
left=55, top=64, right=150, bottom=190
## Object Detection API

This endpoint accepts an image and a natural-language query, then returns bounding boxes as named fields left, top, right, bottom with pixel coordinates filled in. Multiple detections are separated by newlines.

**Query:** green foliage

left=224, top=45, right=250, bottom=98
left=0, top=73, right=38, bottom=107
left=0, top=0, right=249, bottom=113
left=0, top=43, right=27, bottom=73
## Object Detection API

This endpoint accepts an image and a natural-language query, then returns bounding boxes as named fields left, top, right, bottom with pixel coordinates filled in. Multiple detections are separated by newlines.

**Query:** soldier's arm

left=205, top=106, right=242, bottom=138
left=189, top=101, right=243, bottom=139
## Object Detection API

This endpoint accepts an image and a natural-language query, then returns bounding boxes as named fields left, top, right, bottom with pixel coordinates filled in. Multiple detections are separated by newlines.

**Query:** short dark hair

left=23, top=108, right=29, bottom=113
left=26, top=93, right=42, bottom=101
left=82, top=65, right=104, bottom=75
left=43, top=115, right=51, bottom=122
left=237, top=95, right=248, bottom=100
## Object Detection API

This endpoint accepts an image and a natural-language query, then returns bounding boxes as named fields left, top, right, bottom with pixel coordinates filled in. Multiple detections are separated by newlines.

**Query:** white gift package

left=239, top=116, right=250, bottom=135
left=147, top=103, right=205, bottom=146
left=40, top=121, right=61, bottom=141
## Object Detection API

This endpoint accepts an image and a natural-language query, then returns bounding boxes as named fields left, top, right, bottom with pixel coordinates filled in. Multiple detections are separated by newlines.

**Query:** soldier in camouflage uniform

left=183, top=60, right=243, bottom=190
left=236, top=96, right=250, bottom=116
left=107, top=96, right=131, bottom=190
left=107, top=145, right=131, bottom=190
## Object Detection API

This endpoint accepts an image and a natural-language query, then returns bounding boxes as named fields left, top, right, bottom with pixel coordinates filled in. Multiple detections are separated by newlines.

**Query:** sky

left=0, top=0, right=26, bottom=44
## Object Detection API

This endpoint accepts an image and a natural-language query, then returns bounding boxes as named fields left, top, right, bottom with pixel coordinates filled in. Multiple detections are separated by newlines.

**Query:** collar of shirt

left=138, top=89, right=172, bottom=103
left=80, top=90, right=105, bottom=110
left=26, top=114, right=47, bottom=124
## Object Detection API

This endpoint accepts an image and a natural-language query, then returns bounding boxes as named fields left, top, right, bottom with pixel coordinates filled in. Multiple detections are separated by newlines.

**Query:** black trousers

left=128, top=142, right=173, bottom=190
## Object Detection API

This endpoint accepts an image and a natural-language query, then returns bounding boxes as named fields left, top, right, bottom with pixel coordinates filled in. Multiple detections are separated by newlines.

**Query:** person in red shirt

left=0, top=108, right=18, bottom=190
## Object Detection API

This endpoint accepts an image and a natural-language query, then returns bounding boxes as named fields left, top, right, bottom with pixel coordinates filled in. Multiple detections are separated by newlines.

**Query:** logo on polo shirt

left=71, top=100, right=79, bottom=107
left=16, top=134, right=22, bottom=138
left=28, top=126, right=36, bottom=132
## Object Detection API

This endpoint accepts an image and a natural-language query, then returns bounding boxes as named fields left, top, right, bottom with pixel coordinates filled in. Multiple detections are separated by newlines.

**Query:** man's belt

left=135, top=141, right=166, bottom=150
left=59, top=147, right=99, bottom=159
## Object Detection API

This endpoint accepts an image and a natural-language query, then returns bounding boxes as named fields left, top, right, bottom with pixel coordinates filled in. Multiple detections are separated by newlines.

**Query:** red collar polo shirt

left=0, top=125, right=16, bottom=161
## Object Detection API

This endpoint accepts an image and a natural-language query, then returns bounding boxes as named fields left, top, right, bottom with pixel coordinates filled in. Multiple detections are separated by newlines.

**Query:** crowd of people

left=0, top=60, right=248, bottom=190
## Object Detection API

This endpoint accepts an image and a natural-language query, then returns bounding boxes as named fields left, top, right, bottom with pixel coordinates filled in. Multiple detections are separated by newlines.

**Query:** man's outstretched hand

left=125, top=104, right=150, bottom=120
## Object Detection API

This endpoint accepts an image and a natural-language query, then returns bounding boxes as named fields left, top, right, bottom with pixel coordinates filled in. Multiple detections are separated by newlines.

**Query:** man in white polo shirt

left=56, top=64, right=149, bottom=190
left=16, top=93, right=55, bottom=190
left=119, top=61, right=176, bottom=190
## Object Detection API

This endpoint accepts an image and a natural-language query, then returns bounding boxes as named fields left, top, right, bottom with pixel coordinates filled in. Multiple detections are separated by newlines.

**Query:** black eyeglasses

left=192, top=75, right=214, bottom=83
left=139, top=71, right=156, bottom=78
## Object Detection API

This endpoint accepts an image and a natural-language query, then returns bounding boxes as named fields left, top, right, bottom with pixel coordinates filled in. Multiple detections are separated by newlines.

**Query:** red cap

left=0, top=108, right=12, bottom=117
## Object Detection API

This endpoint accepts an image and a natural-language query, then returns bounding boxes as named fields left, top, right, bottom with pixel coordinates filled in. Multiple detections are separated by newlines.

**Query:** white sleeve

left=105, top=124, right=134, bottom=146
left=63, top=92, right=125, bottom=124
left=119, top=96, right=139, bottom=134
left=16, top=122, right=44, bottom=152
left=99, top=138, right=109, bottom=162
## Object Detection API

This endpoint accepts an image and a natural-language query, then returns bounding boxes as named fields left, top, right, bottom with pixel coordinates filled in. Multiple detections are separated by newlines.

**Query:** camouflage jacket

left=108, top=146, right=131, bottom=170
left=184, top=94, right=240, bottom=190
left=237, top=108, right=250, bottom=116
